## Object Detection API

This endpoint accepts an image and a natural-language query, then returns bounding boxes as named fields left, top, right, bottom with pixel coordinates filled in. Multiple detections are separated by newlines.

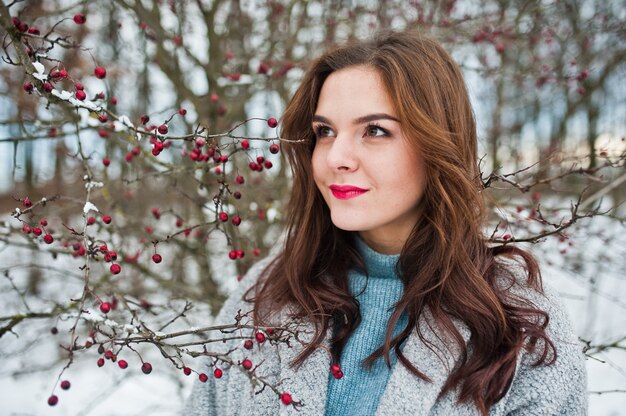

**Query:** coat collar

left=273, top=309, right=476, bottom=416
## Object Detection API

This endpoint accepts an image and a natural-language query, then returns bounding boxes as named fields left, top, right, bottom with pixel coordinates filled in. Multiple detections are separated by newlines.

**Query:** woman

left=185, top=30, right=587, bottom=415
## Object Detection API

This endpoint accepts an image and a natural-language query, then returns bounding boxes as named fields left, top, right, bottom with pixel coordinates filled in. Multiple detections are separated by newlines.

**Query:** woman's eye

left=314, top=125, right=334, bottom=138
left=365, top=125, right=389, bottom=137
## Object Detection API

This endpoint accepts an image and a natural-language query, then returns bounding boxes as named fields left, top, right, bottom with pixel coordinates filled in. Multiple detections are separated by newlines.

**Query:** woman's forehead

left=315, top=66, right=398, bottom=122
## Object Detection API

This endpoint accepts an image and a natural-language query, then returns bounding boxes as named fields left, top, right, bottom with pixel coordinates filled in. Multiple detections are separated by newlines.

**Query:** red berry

left=60, top=380, right=71, bottom=390
left=241, top=140, right=250, bottom=150
left=267, top=118, right=278, bottom=128
left=94, top=66, right=107, bottom=79
left=73, top=13, right=86, bottom=24
left=269, top=144, right=280, bottom=154
left=157, top=124, right=168, bottom=135
left=75, top=90, right=87, bottom=100
left=503, top=234, right=511, bottom=240
left=255, top=332, right=266, bottom=343
left=110, top=264, right=121, bottom=274
left=256, top=156, right=265, bottom=164
left=100, top=302, right=111, bottom=314
left=98, top=114, right=108, bottom=123
left=111, top=96, right=118, bottom=105
left=183, top=367, right=192, bottom=376
left=226, top=52, right=234, bottom=59
left=253, top=248, right=261, bottom=256
left=131, top=146, right=140, bottom=156
left=241, top=359, right=252, bottom=370
left=236, top=250, right=244, bottom=258
left=151, top=208, right=160, bottom=219
left=218, top=212, right=228, bottom=222
left=199, top=373, right=208, bottom=383
left=23, top=82, right=34, bottom=93
left=152, top=253, right=162, bottom=263
left=176, top=219, right=184, bottom=227
left=75, top=83, right=84, bottom=91
left=233, top=191, right=242, bottom=199
left=43, top=82, right=53, bottom=93
left=280, top=392, right=292, bottom=405
left=330, top=364, right=341, bottom=373
left=232, top=216, right=241, bottom=226
left=235, top=175, right=245, bottom=184
left=264, top=161, right=273, bottom=169
left=178, top=108, right=187, bottom=116
left=33, top=227, right=43, bottom=236
left=229, top=250, right=237, bottom=260
left=258, top=62, right=269, bottom=74
left=87, top=216, right=95, bottom=225
left=118, top=360, right=128, bottom=369
left=97, top=358, right=105, bottom=367
left=243, top=339, right=254, bottom=349
left=58, top=69, right=68, bottom=78
left=214, top=368, right=223, bottom=378
left=22, top=225, right=32, bottom=234
left=332, top=370, right=344, bottom=379
left=22, top=199, right=32, bottom=208
left=141, top=362, right=152, bottom=374
left=102, top=215, right=112, bottom=224
left=140, top=114, right=150, bottom=124
left=40, top=219, right=48, bottom=226
left=104, top=350, right=114, bottom=359
left=210, top=93, right=219, bottom=102
left=28, top=27, right=40, bottom=35
left=43, top=234, right=54, bottom=244
left=48, top=395, right=59, bottom=406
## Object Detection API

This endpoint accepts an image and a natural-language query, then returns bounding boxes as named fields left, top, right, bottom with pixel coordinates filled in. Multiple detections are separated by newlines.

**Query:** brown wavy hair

left=247, top=30, right=555, bottom=414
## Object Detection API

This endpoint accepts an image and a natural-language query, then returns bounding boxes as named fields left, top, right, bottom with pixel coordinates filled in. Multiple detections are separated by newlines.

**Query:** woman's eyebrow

left=312, top=113, right=400, bottom=124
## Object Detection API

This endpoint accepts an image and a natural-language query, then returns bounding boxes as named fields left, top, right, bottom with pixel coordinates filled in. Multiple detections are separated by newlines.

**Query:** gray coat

left=183, top=256, right=587, bottom=415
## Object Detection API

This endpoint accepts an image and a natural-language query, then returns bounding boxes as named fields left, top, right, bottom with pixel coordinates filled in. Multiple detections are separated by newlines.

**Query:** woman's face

left=311, top=65, right=427, bottom=255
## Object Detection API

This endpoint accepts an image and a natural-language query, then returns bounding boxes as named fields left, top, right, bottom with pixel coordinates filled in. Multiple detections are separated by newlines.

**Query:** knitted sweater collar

left=353, top=235, right=400, bottom=280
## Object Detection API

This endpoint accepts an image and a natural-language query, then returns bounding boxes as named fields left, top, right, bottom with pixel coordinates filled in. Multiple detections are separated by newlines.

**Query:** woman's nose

left=325, top=134, right=358, bottom=172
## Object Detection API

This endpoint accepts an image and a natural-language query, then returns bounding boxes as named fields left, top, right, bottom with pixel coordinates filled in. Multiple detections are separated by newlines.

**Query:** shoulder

left=493, top=256, right=588, bottom=415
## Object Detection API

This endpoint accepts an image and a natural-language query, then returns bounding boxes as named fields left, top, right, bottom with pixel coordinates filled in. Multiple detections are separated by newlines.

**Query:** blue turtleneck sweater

left=325, top=237, right=409, bottom=416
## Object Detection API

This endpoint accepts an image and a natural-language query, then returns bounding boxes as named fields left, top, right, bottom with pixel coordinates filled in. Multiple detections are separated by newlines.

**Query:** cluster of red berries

left=124, top=146, right=141, bottom=162
left=248, top=155, right=273, bottom=172
left=86, top=214, right=112, bottom=226
left=11, top=16, right=32, bottom=33
left=98, top=243, right=122, bottom=274
left=46, top=380, right=71, bottom=406
left=187, top=139, right=227, bottom=166
left=331, top=363, right=344, bottom=379
left=150, top=136, right=168, bottom=156
left=242, top=331, right=268, bottom=349
left=66, top=241, right=86, bottom=257
left=20, top=205, right=55, bottom=244
left=228, top=249, right=245, bottom=260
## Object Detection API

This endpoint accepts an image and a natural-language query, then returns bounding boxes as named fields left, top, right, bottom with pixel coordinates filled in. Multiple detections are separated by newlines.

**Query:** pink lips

left=329, top=184, right=368, bottom=200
